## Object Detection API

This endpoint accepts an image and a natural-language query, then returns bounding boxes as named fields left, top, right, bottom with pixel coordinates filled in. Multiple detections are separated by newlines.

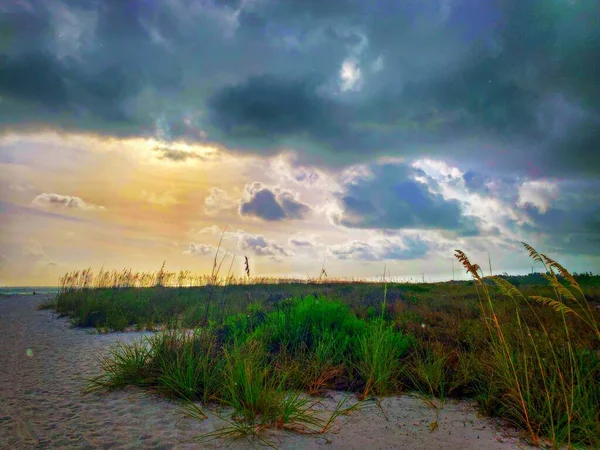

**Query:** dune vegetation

left=41, top=243, right=600, bottom=448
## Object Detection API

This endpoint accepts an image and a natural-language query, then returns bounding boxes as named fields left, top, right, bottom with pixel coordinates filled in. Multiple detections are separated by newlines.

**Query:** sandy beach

left=0, top=295, right=534, bottom=449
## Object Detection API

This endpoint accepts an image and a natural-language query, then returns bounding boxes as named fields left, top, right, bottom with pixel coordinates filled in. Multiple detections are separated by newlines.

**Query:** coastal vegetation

left=41, top=244, right=600, bottom=448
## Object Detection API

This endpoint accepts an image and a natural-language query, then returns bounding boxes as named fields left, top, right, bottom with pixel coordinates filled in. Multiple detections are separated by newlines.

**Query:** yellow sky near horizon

left=2, top=131, right=598, bottom=286
left=0, top=131, right=364, bottom=285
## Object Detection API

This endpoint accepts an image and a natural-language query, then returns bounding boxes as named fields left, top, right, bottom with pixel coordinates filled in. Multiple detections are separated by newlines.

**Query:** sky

left=1, top=0, right=599, bottom=286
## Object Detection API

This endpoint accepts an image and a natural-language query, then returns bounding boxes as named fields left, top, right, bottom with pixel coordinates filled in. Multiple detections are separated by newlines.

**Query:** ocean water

left=0, top=286, right=60, bottom=296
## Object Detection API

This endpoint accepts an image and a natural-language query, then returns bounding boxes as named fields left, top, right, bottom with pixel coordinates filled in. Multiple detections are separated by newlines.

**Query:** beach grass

left=50, top=243, right=600, bottom=448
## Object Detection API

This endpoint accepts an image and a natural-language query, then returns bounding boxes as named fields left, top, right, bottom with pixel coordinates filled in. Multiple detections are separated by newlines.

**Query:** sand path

left=0, top=295, right=533, bottom=449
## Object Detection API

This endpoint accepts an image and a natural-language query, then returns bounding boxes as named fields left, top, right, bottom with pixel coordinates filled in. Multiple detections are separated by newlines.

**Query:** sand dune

left=0, top=295, right=533, bottom=449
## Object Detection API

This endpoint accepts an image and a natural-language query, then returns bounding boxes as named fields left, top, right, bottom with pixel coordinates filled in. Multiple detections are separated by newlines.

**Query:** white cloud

left=212, top=229, right=292, bottom=259
left=237, top=232, right=291, bottom=258
left=191, top=227, right=292, bottom=259
left=204, top=187, right=237, bottom=214
left=32, top=193, right=105, bottom=211
left=413, top=158, right=463, bottom=181
left=337, top=164, right=373, bottom=186
left=269, top=155, right=322, bottom=187
left=328, top=235, right=428, bottom=261
left=410, top=158, right=533, bottom=238
left=183, top=243, right=216, bottom=257
left=8, top=183, right=34, bottom=192
left=339, top=58, right=363, bottom=92
left=288, top=234, right=318, bottom=248
left=197, top=225, right=222, bottom=235
left=517, top=180, right=559, bottom=214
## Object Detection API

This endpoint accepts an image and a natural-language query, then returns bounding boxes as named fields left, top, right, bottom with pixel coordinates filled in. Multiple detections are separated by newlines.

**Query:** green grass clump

left=86, top=297, right=384, bottom=444
left=354, top=318, right=413, bottom=397
left=405, top=344, right=453, bottom=403
left=87, top=340, right=152, bottom=391
left=152, top=328, right=222, bottom=402
left=253, top=296, right=366, bottom=356
left=218, top=337, right=323, bottom=432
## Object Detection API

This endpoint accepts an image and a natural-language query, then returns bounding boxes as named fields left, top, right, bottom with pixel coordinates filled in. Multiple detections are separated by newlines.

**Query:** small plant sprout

left=244, top=256, right=251, bottom=278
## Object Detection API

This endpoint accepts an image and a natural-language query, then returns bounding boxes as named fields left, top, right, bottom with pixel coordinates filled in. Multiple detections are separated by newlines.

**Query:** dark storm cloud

left=335, top=164, right=479, bottom=234
left=0, top=0, right=176, bottom=133
left=0, top=53, right=68, bottom=108
left=0, top=51, right=144, bottom=128
left=207, top=1, right=600, bottom=175
left=239, top=182, right=310, bottom=221
left=207, top=74, right=344, bottom=152
left=1, top=0, right=599, bottom=177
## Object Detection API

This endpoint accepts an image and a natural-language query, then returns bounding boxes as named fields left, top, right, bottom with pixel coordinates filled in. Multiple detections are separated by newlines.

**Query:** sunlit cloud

left=32, top=193, right=105, bottom=211
left=328, top=236, right=429, bottom=261
left=517, top=180, right=560, bottom=214
left=204, top=188, right=237, bottom=215
left=183, top=243, right=216, bottom=257
left=153, top=146, right=206, bottom=162
left=339, top=58, right=362, bottom=92
left=234, top=231, right=292, bottom=259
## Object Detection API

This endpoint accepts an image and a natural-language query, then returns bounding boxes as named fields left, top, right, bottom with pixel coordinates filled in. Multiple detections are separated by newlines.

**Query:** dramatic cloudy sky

left=1, top=0, right=599, bottom=285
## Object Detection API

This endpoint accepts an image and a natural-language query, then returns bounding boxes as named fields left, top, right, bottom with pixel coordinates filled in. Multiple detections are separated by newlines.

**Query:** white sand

left=0, top=295, right=534, bottom=449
